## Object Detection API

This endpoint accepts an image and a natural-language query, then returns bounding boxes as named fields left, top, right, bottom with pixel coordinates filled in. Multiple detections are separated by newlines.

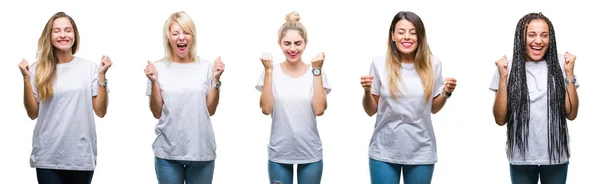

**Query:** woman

left=255, top=11, right=331, bottom=184
left=360, top=11, right=456, bottom=184
left=490, top=12, right=579, bottom=184
left=18, top=12, right=112, bottom=184
left=144, top=11, right=225, bottom=184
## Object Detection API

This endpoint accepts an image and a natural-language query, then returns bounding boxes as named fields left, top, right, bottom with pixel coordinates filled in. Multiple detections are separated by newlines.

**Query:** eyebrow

left=397, top=28, right=416, bottom=31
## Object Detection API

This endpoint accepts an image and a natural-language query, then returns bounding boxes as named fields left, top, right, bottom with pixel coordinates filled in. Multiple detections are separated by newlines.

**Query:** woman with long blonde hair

left=144, top=11, right=225, bottom=184
left=18, top=12, right=112, bottom=184
left=360, top=11, right=456, bottom=184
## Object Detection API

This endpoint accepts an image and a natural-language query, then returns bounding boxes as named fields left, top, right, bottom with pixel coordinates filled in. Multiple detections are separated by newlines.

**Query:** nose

left=290, top=44, right=297, bottom=51
left=402, top=32, right=411, bottom=40
left=178, top=34, right=186, bottom=41
left=533, top=35, right=542, bottom=44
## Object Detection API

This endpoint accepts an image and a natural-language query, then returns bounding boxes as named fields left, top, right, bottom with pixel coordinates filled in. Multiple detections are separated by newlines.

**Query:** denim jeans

left=509, top=162, right=569, bottom=184
left=155, top=157, right=215, bottom=184
left=369, top=158, right=435, bottom=184
left=268, top=160, right=323, bottom=184
left=36, top=168, right=94, bottom=184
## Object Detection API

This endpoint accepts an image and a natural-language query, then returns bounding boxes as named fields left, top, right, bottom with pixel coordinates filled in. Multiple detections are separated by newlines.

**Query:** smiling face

left=525, top=19, right=550, bottom=61
left=169, top=22, right=193, bottom=62
left=51, top=17, right=75, bottom=53
left=391, top=19, right=418, bottom=55
left=279, top=30, right=306, bottom=63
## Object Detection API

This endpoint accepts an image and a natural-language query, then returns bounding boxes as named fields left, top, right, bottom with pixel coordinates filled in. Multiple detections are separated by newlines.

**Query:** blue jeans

left=268, top=160, right=323, bottom=184
left=155, top=157, right=215, bottom=184
left=369, top=158, right=435, bottom=184
left=509, top=162, right=569, bottom=184
left=35, top=168, right=94, bottom=184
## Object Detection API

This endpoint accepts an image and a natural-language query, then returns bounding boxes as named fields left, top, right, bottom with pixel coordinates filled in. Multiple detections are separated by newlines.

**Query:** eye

left=184, top=32, right=191, bottom=35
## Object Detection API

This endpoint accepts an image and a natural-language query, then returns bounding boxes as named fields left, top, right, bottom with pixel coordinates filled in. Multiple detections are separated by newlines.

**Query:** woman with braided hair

left=490, top=12, right=579, bottom=184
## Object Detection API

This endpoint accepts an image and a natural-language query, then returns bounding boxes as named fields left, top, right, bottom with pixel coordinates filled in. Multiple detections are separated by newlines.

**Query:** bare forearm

left=149, top=81, right=164, bottom=119
left=493, top=79, right=508, bottom=126
left=23, top=77, right=38, bottom=120
left=431, top=94, right=447, bottom=114
left=206, top=80, right=220, bottom=116
left=312, top=75, right=327, bottom=116
left=565, top=82, right=579, bottom=120
left=362, top=90, right=377, bottom=116
left=260, top=70, right=274, bottom=115
left=93, top=74, right=108, bottom=117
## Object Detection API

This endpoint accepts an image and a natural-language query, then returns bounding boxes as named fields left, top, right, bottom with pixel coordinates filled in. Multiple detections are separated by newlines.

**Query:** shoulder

left=75, top=57, right=99, bottom=68
left=431, top=55, right=442, bottom=66
left=372, top=55, right=386, bottom=65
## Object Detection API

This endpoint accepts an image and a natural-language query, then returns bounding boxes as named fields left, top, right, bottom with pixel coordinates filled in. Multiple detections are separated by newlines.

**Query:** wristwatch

left=565, top=77, right=576, bottom=84
left=213, top=81, right=221, bottom=89
left=99, top=79, right=108, bottom=87
left=442, top=90, right=452, bottom=98
left=312, top=68, right=322, bottom=76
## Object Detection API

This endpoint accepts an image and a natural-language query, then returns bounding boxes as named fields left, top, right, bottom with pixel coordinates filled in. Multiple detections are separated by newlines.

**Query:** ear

left=390, top=31, right=395, bottom=42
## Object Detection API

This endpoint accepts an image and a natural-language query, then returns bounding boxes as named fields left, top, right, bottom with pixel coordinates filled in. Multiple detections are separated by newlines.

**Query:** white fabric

left=255, top=63, right=331, bottom=164
left=146, top=59, right=216, bottom=161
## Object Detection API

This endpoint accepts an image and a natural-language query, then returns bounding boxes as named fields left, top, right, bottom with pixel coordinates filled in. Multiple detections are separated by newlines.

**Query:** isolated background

left=1, top=0, right=597, bottom=183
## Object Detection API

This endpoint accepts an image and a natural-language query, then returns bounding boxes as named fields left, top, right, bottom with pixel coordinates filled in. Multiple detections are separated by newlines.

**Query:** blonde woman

left=144, top=11, right=225, bottom=184
left=18, top=12, right=112, bottom=184
left=360, top=11, right=456, bottom=184
left=256, top=11, right=331, bottom=184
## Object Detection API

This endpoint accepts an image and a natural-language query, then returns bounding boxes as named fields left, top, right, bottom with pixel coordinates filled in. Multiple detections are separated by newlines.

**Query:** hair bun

left=285, top=11, right=301, bottom=22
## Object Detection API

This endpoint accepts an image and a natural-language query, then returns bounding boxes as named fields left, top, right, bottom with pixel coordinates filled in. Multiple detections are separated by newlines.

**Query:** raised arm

left=563, top=52, right=579, bottom=120
left=19, top=59, right=39, bottom=120
left=311, top=52, right=327, bottom=116
left=259, top=53, right=274, bottom=115
left=93, top=55, right=112, bottom=118
left=493, top=56, right=509, bottom=126
left=145, top=61, right=163, bottom=119
left=206, top=57, right=224, bottom=116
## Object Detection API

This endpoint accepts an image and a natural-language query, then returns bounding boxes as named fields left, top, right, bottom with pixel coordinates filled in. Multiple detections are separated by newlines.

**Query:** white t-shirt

left=255, top=63, right=331, bottom=164
left=368, top=55, right=445, bottom=165
left=146, top=59, right=216, bottom=161
left=489, top=54, right=579, bottom=165
left=29, top=57, right=104, bottom=171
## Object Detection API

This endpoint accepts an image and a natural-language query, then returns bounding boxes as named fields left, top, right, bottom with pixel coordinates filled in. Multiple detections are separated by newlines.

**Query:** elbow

left=566, top=114, right=577, bottom=121
left=366, top=111, right=376, bottom=117
left=315, top=109, right=325, bottom=116
left=261, top=108, right=272, bottom=115
left=493, top=115, right=506, bottom=126
left=209, top=110, right=216, bottom=117
left=152, top=112, right=161, bottom=119
left=27, top=113, right=38, bottom=120
left=495, top=120, right=506, bottom=126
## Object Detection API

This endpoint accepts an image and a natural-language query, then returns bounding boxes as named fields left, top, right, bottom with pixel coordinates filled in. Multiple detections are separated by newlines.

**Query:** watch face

left=313, top=69, right=321, bottom=75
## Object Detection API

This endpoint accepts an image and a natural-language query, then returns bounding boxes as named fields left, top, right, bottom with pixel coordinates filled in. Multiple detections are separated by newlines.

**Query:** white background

left=1, top=0, right=598, bottom=183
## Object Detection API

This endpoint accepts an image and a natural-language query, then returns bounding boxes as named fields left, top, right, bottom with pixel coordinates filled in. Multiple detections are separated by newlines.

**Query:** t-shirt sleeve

left=206, top=60, right=214, bottom=96
left=433, top=56, right=445, bottom=97
left=370, top=59, right=381, bottom=96
left=145, top=78, right=152, bottom=96
left=321, top=70, right=332, bottom=95
left=91, top=64, right=100, bottom=97
left=255, top=68, right=265, bottom=92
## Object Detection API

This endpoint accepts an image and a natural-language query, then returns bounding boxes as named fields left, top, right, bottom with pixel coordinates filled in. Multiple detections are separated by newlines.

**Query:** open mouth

left=57, top=40, right=70, bottom=44
left=177, top=43, right=187, bottom=52
left=401, top=42, right=413, bottom=48
left=530, top=46, right=544, bottom=54
left=288, top=51, right=299, bottom=58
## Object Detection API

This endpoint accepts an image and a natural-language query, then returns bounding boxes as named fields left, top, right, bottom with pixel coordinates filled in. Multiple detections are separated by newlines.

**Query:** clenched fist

left=145, top=61, right=158, bottom=82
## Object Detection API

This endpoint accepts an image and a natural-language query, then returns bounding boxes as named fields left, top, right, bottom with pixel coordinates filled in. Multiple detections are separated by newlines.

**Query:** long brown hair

left=385, top=11, right=433, bottom=102
left=35, top=12, right=80, bottom=101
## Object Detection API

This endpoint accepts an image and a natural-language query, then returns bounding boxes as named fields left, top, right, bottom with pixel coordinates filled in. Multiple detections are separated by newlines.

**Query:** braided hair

left=506, top=12, right=568, bottom=164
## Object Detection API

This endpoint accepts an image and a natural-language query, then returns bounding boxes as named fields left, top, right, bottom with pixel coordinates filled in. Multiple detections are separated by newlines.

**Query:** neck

left=173, top=55, right=193, bottom=63
left=400, top=53, right=415, bottom=64
left=284, top=60, right=305, bottom=69
left=55, top=49, right=74, bottom=64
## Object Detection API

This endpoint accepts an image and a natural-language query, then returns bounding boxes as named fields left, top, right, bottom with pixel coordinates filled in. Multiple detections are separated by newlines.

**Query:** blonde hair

left=386, top=11, right=433, bottom=102
left=35, top=12, right=80, bottom=101
left=278, top=11, right=307, bottom=43
left=163, top=11, right=198, bottom=63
